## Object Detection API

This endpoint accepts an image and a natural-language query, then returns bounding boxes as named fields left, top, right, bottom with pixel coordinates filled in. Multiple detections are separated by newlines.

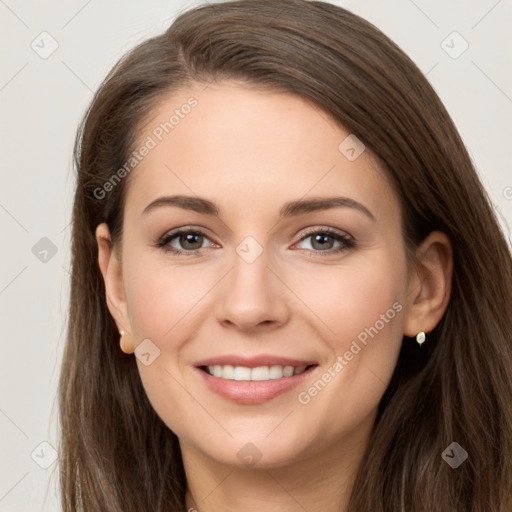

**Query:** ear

left=95, top=223, right=134, bottom=354
left=403, top=231, right=453, bottom=338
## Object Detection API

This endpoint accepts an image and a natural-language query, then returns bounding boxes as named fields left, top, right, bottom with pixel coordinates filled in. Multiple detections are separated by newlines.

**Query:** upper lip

left=194, top=354, right=318, bottom=368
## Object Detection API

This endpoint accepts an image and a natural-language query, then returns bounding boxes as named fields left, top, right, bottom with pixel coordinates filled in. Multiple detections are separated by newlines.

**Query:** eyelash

left=154, top=226, right=356, bottom=257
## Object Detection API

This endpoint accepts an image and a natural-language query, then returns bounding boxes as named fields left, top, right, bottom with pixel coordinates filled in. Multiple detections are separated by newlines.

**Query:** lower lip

left=195, top=365, right=318, bottom=405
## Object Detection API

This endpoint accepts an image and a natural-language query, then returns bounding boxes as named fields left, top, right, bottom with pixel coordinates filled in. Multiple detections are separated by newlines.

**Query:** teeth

left=205, top=364, right=309, bottom=380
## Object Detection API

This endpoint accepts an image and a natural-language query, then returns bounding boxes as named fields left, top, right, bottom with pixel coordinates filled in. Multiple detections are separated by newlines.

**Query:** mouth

left=194, top=363, right=319, bottom=404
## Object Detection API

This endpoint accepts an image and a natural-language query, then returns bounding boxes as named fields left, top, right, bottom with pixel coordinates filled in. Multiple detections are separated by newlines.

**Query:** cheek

left=291, top=254, right=406, bottom=437
left=293, top=252, right=406, bottom=351
left=123, top=254, right=211, bottom=339
left=121, top=254, right=211, bottom=432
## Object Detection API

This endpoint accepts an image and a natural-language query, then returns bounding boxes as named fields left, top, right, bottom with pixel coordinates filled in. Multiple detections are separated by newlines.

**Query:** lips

left=194, top=354, right=318, bottom=368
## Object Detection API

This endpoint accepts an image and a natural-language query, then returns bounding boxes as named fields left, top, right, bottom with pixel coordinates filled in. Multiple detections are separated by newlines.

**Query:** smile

left=196, top=364, right=319, bottom=404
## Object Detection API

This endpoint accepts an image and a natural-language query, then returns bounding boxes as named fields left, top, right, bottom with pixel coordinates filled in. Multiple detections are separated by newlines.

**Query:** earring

left=416, top=331, right=426, bottom=346
left=119, top=329, right=134, bottom=354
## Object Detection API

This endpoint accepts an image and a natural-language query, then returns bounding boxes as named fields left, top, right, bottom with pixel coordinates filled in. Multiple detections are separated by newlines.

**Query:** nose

left=215, top=246, right=290, bottom=333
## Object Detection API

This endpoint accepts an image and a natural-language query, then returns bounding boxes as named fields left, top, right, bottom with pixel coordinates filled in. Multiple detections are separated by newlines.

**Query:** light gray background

left=1, top=0, right=511, bottom=510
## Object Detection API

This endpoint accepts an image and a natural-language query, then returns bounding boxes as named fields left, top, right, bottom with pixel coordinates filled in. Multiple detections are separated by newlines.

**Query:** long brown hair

left=58, top=1, right=512, bottom=510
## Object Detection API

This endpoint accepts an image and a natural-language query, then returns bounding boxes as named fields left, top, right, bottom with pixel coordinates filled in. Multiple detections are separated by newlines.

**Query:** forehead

left=124, top=81, right=398, bottom=225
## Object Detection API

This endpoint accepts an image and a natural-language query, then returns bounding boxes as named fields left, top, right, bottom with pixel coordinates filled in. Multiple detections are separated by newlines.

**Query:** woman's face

left=106, top=81, right=412, bottom=468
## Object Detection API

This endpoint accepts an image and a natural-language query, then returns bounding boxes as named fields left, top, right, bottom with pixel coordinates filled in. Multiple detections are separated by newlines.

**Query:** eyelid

left=157, top=225, right=215, bottom=241
left=295, top=225, right=351, bottom=240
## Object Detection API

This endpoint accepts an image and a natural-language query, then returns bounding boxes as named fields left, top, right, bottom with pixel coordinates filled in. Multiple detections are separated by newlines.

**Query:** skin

left=96, top=81, right=453, bottom=512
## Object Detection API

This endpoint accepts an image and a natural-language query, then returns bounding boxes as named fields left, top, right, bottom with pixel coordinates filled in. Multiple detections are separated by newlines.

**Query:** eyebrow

left=141, top=194, right=376, bottom=222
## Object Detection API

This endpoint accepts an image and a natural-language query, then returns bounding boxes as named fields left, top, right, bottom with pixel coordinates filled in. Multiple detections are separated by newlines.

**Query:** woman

left=58, top=0, right=512, bottom=510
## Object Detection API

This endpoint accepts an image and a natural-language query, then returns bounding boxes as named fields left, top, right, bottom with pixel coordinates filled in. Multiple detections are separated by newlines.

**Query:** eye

left=294, top=227, right=355, bottom=255
left=154, top=226, right=356, bottom=256
left=155, top=229, right=216, bottom=255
